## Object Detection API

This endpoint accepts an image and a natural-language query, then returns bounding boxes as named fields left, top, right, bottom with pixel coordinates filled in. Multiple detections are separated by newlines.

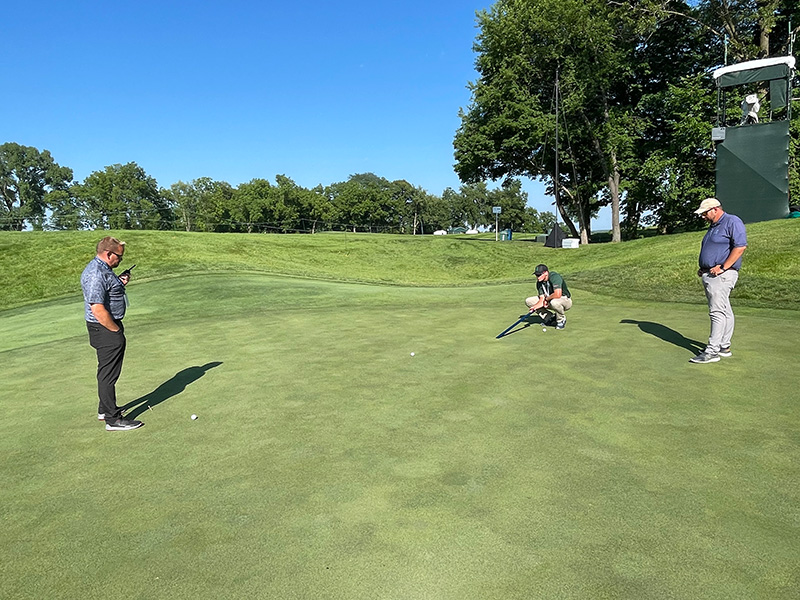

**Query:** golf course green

left=1, top=227, right=798, bottom=599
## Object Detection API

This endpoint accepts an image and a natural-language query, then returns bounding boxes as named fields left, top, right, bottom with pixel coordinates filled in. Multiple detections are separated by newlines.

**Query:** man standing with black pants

left=690, top=198, right=747, bottom=364
left=81, top=236, right=143, bottom=431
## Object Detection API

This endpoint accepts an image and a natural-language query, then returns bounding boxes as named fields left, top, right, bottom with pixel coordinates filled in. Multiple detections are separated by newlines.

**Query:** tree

left=420, top=192, right=452, bottom=232
left=304, top=185, right=335, bottom=233
left=455, top=0, right=644, bottom=242
left=0, top=142, right=73, bottom=230
left=231, top=179, right=272, bottom=233
left=271, top=175, right=304, bottom=232
left=391, top=179, right=434, bottom=234
left=47, top=188, right=89, bottom=230
left=454, top=0, right=752, bottom=242
left=629, top=0, right=800, bottom=227
left=74, top=163, right=171, bottom=230
left=522, top=206, right=556, bottom=233
left=488, top=179, right=528, bottom=231
left=458, top=182, right=492, bottom=230
left=441, top=186, right=481, bottom=229
left=327, top=173, right=398, bottom=232
left=165, top=181, right=200, bottom=232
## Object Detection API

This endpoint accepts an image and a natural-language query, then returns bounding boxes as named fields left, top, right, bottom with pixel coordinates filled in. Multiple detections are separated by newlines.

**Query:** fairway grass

left=1, top=275, right=798, bottom=599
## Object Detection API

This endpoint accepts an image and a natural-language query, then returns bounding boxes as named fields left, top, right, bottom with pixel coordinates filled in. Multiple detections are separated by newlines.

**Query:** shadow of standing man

left=620, top=320, right=705, bottom=355
left=123, top=362, right=222, bottom=419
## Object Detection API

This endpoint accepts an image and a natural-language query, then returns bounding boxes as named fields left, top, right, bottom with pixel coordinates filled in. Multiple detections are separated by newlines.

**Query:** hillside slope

left=1, top=220, right=798, bottom=311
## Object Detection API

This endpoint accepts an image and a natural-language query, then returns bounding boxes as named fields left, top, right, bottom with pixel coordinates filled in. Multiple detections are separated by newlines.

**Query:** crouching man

left=526, top=264, right=572, bottom=330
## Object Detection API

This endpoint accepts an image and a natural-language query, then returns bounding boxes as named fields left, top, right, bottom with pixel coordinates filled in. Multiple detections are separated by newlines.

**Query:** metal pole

left=724, top=34, right=728, bottom=65
left=554, top=67, right=559, bottom=232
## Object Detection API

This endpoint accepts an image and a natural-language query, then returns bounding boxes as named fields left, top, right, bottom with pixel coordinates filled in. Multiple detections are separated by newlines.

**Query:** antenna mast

left=554, top=67, right=560, bottom=230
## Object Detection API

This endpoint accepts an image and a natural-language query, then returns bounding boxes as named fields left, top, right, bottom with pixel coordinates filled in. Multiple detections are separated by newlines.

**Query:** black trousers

left=87, top=321, right=126, bottom=421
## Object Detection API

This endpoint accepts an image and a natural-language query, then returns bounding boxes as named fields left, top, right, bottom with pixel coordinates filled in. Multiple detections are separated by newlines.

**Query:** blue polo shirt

left=81, top=257, right=127, bottom=322
left=699, top=212, right=747, bottom=270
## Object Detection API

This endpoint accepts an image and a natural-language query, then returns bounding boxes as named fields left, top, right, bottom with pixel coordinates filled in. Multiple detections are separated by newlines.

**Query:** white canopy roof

left=713, top=56, right=796, bottom=80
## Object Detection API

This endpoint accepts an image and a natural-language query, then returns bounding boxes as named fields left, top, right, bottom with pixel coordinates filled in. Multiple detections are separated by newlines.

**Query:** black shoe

left=106, top=418, right=144, bottom=431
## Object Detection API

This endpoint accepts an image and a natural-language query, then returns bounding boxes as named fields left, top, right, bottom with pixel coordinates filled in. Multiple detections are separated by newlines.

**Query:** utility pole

left=554, top=67, right=560, bottom=232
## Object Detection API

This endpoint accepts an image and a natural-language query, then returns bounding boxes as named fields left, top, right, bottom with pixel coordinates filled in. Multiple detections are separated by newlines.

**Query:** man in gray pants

left=689, top=198, right=747, bottom=364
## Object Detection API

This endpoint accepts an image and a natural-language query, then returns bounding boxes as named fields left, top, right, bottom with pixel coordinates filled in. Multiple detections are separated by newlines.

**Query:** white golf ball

left=410, top=352, right=415, bottom=357
left=191, top=414, right=197, bottom=420
left=542, top=327, right=547, bottom=332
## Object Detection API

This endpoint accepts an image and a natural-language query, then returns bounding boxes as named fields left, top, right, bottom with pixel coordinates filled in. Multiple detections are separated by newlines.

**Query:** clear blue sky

left=3, top=0, right=610, bottom=229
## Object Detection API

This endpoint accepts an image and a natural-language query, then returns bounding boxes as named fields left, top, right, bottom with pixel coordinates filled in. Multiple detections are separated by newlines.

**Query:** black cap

left=533, top=264, right=548, bottom=276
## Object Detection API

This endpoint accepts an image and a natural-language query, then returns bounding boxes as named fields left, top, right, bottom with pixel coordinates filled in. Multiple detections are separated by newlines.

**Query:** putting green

left=1, top=274, right=798, bottom=599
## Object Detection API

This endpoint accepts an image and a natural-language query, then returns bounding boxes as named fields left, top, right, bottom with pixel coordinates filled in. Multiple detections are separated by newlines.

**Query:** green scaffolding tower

left=712, top=56, right=796, bottom=223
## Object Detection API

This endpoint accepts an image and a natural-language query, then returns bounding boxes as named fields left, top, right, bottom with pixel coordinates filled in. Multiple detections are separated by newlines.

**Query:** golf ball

left=542, top=327, right=547, bottom=332
left=191, top=414, right=198, bottom=420
left=410, top=352, right=415, bottom=357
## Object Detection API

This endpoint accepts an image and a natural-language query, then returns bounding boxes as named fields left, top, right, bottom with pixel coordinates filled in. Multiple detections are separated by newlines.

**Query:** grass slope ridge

left=1, top=219, right=798, bottom=311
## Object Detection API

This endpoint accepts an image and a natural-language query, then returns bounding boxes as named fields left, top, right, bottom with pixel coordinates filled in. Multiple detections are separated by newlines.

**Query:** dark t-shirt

left=537, top=271, right=570, bottom=298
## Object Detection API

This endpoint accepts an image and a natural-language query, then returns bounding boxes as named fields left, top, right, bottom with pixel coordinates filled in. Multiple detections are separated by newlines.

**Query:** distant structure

left=712, top=56, right=796, bottom=223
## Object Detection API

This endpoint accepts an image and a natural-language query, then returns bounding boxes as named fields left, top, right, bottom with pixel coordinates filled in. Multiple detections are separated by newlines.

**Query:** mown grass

left=2, top=222, right=799, bottom=599
left=1, top=275, right=799, bottom=599
left=1, top=218, right=799, bottom=311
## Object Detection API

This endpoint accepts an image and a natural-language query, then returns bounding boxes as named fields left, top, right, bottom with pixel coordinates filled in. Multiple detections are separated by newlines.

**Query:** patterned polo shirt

left=81, top=257, right=127, bottom=322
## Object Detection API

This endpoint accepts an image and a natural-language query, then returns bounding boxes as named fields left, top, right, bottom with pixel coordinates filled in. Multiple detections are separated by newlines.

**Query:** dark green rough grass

left=2, top=218, right=799, bottom=310
left=1, top=275, right=799, bottom=599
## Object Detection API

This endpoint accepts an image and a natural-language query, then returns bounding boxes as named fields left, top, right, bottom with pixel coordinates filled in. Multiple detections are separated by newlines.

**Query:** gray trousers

left=701, top=270, right=739, bottom=354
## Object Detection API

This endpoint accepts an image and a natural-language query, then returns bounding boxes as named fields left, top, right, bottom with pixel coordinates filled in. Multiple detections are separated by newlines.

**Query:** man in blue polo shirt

left=689, top=198, right=747, bottom=364
left=81, top=236, right=143, bottom=430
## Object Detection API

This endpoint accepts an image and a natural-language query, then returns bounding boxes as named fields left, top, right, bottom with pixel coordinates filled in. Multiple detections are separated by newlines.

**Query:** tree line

left=0, top=142, right=556, bottom=235
left=454, top=0, right=800, bottom=242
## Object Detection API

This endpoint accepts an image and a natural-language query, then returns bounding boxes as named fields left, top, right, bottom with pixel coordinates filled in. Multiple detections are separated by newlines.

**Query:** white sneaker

left=98, top=413, right=105, bottom=421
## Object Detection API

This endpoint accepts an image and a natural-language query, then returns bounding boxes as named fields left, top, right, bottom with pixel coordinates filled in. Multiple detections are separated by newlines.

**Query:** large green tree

left=230, top=179, right=272, bottom=233
left=455, top=0, right=800, bottom=241
left=0, top=143, right=73, bottom=231
left=165, top=177, right=235, bottom=232
left=74, top=163, right=171, bottom=230
left=455, top=0, right=646, bottom=242
left=326, top=174, right=399, bottom=233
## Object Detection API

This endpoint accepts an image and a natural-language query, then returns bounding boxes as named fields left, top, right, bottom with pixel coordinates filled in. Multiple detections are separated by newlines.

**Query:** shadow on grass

left=620, top=320, right=704, bottom=354
left=123, top=362, right=222, bottom=419
left=496, top=314, right=549, bottom=338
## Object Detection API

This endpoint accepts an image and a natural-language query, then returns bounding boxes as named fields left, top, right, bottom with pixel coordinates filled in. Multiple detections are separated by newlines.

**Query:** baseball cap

left=694, top=198, right=721, bottom=215
left=533, top=264, right=548, bottom=276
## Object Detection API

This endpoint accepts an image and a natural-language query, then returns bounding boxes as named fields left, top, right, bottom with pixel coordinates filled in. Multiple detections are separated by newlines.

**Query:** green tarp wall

left=715, top=120, right=790, bottom=223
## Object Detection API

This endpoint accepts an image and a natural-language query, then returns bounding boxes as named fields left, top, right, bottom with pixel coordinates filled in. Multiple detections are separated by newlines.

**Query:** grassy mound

left=1, top=218, right=799, bottom=311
